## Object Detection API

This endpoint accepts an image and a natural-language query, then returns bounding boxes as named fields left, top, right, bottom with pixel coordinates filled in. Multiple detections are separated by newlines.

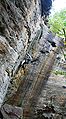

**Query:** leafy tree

left=49, top=9, right=66, bottom=43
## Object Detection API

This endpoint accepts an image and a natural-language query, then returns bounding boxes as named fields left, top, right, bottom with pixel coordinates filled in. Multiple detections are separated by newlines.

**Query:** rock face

left=0, top=0, right=43, bottom=106
left=0, top=1, right=66, bottom=119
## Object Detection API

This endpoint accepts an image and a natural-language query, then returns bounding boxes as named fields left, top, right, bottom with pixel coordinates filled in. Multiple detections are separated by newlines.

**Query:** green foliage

left=64, top=54, right=66, bottom=60
left=49, top=9, right=66, bottom=38
left=64, top=54, right=66, bottom=57
left=53, top=70, right=66, bottom=77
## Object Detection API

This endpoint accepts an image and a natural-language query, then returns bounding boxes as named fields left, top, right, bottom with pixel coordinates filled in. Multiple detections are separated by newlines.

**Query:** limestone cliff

left=0, top=1, right=66, bottom=119
left=0, top=0, right=48, bottom=106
